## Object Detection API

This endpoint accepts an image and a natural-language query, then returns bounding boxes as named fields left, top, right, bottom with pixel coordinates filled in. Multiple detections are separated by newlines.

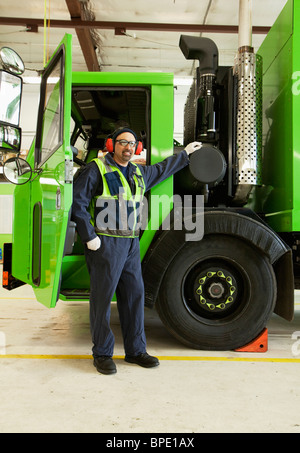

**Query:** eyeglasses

left=115, top=139, right=136, bottom=148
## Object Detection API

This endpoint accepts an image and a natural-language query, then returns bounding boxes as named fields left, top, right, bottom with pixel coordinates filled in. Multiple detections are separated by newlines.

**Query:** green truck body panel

left=252, top=0, right=300, bottom=232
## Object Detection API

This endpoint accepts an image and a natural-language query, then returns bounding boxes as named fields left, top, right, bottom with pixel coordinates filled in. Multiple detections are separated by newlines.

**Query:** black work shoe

left=125, top=352, right=159, bottom=368
left=93, top=356, right=117, bottom=375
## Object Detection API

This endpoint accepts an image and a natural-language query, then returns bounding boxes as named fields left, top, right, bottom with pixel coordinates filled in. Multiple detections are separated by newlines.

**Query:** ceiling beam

left=65, top=0, right=100, bottom=71
left=0, top=17, right=270, bottom=34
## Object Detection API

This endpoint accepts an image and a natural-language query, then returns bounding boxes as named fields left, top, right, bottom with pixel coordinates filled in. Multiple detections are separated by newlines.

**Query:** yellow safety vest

left=89, top=157, right=145, bottom=238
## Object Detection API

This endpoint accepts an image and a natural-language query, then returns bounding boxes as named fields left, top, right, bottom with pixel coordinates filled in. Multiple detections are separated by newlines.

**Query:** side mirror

left=3, top=157, right=32, bottom=185
left=0, top=124, right=21, bottom=152
left=0, top=47, right=25, bottom=76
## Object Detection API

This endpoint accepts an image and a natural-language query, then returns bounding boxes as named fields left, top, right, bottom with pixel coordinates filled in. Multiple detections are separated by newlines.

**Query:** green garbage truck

left=2, top=0, right=299, bottom=350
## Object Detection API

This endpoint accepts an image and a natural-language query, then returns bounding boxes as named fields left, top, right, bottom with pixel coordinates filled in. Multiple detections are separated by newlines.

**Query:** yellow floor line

left=0, top=354, right=300, bottom=363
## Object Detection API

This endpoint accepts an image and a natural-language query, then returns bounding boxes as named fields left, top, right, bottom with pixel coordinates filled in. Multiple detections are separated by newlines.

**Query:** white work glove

left=185, top=141, right=202, bottom=155
left=87, top=236, right=101, bottom=251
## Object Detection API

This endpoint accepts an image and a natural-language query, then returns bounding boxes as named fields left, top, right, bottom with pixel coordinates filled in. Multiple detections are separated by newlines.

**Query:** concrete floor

left=1, top=265, right=300, bottom=433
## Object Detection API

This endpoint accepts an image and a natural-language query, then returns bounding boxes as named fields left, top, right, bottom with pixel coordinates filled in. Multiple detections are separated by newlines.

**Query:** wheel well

left=142, top=209, right=294, bottom=320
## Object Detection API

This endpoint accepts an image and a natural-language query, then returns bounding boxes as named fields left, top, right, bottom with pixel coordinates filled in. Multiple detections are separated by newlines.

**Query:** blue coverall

left=71, top=150, right=189, bottom=358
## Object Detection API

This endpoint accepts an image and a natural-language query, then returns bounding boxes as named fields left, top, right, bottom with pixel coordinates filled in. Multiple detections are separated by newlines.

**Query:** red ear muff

left=105, top=138, right=114, bottom=153
left=135, top=141, right=143, bottom=155
left=105, top=136, right=143, bottom=154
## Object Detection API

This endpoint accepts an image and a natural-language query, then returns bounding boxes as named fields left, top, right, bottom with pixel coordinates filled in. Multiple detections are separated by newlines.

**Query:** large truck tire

left=156, top=234, right=277, bottom=350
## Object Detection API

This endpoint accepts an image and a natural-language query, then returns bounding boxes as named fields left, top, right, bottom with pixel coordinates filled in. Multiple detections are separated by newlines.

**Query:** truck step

left=60, top=288, right=90, bottom=300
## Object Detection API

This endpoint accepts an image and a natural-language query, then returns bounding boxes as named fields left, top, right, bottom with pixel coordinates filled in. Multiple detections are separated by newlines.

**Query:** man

left=72, top=127, right=201, bottom=374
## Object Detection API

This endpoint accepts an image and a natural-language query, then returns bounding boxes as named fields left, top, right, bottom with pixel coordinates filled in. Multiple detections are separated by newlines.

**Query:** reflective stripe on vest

left=89, top=157, right=145, bottom=238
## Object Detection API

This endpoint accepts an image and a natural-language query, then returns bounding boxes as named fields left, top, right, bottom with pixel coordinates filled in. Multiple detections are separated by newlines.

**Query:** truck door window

left=71, top=87, right=150, bottom=165
left=35, top=46, right=65, bottom=168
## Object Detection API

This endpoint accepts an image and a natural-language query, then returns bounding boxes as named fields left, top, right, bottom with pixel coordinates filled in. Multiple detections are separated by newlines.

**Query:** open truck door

left=4, top=34, right=73, bottom=308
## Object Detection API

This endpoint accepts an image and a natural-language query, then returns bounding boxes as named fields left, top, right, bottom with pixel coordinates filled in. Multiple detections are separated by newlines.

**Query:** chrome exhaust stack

left=233, top=0, right=262, bottom=203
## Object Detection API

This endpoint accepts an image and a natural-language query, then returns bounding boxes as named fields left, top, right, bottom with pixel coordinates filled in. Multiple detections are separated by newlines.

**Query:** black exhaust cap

left=179, top=35, right=219, bottom=75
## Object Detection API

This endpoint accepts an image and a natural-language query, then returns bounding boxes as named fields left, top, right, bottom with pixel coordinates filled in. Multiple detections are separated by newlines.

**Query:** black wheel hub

left=195, top=268, right=238, bottom=313
left=183, top=259, right=244, bottom=320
